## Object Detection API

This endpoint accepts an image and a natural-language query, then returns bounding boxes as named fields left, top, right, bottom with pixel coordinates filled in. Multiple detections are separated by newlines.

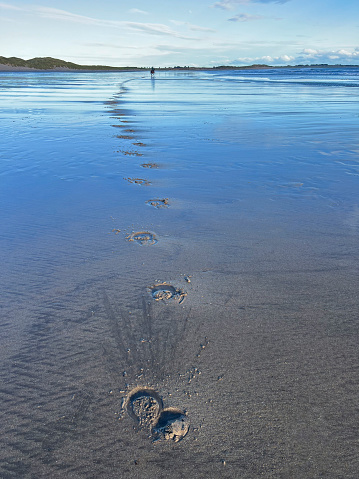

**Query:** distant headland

left=0, top=56, right=358, bottom=72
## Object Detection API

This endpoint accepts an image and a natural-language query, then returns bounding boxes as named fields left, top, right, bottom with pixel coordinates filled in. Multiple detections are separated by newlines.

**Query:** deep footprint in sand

left=127, top=231, right=158, bottom=245
left=146, top=198, right=169, bottom=209
left=152, top=408, right=190, bottom=443
left=125, top=388, right=189, bottom=442
left=126, top=387, right=163, bottom=428
left=149, top=283, right=187, bottom=304
left=124, top=177, right=151, bottom=186
left=141, top=163, right=159, bottom=169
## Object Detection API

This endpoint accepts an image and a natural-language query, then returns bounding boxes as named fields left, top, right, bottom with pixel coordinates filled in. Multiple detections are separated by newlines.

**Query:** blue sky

left=1, top=0, right=358, bottom=67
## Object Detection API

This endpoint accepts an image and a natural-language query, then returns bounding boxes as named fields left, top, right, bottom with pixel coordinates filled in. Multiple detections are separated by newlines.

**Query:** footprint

left=152, top=408, right=190, bottom=443
left=124, top=177, right=151, bottom=186
left=126, top=387, right=163, bottom=428
left=146, top=198, right=169, bottom=209
left=149, top=283, right=187, bottom=304
left=118, top=150, right=143, bottom=157
left=141, top=163, right=159, bottom=169
left=125, top=388, right=189, bottom=442
left=127, top=231, right=158, bottom=246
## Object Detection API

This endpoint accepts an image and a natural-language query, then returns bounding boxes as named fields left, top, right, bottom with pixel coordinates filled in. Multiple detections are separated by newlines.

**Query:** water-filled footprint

left=127, top=231, right=158, bottom=245
left=141, top=163, right=159, bottom=169
left=124, top=177, right=151, bottom=186
left=149, top=283, right=187, bottom=304
left=146, top=198, right=169, bottom=209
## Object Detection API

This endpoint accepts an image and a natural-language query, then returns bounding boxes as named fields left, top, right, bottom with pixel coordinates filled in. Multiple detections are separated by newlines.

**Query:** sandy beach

left=0, top=68, right=358, bottom=478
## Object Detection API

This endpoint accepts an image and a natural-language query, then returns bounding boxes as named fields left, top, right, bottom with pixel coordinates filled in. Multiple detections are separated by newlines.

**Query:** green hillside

left=0, top=56, right=143, bottom=70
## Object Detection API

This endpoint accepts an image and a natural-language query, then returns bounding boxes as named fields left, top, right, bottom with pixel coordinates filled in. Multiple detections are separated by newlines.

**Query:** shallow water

left=1, top=68, right=359, bottom=478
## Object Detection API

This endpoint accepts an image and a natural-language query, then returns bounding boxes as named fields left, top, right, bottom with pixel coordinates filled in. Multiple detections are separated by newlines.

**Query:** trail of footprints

left=107, top=83, right=193, bottom=442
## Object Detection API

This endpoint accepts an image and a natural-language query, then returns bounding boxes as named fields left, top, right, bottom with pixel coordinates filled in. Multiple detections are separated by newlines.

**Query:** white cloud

left=129, top=8, right=149, bottom=15
left=156, top=43, right=222, bottom=53
left=125, top=21, right=195, bottom=39
left=84, top=43, right=142, bottom=50
left=34, top=7, right=109, bottom=25
left=297, top=48, right=359, bottom=64
left=170, top=19, right=216, bottom=32
left=213, top=39, right=300, bottom=48
left=228, top=13, right=265, bottom=22
left=232, top=54, right=294, bottom=64
left=1, top=5, right=194, bottom=40
left=230, top=48, right=359, bottom=66
left=229, top=12, right=282, bottom=21
left=188, top=23, right=216, bottom=32
left=0, top=2, right=22, bottom=10
left=280, top=54, right=294, bottom=62
left=302, top=48, right=318, bottom=55
left=213, top=0, right=290, bottom=10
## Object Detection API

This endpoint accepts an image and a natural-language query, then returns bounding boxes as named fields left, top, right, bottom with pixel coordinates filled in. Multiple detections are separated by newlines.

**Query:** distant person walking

left=150, top=67, right=155, bottom=76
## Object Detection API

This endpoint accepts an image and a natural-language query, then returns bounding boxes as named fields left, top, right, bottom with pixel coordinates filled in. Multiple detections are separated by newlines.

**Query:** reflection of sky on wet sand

left=1, top=68, right=359, bottom=478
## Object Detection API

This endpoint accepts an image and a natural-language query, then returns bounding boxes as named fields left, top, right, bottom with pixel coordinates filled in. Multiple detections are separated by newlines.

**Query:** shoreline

left=0, top=64, right=144, bottom=72
left=1, top=64, right=359, bottom=73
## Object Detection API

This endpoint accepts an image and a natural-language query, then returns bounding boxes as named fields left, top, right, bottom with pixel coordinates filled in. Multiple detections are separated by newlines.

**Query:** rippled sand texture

left=1, top=68, right=359, bottom=478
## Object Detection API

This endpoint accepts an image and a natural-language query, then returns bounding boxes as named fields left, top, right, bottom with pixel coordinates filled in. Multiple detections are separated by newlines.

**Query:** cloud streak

left=129, top=8, right=149, bottom=15
left=228, top=12, right=282, bottom=21
left=0, top=4, right=195, bottom=39
left=170, top=20, right=216, bottom=32
left=213, top=0, right=290, bottom=9
left=84, top=43, right=142, bottom=50
left=126, top=21, right=195, bottom=38
left=0, top=2, right=22, bottom=10
left=228, top=13, right=265, bottom=21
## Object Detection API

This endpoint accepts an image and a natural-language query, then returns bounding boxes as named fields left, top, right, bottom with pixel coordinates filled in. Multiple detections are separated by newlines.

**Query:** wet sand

left=0, top=69, right=359, bottom=478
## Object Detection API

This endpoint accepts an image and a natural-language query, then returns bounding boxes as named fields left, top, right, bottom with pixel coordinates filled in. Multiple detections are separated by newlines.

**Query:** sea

left=1, top=67, right=358, bottom=478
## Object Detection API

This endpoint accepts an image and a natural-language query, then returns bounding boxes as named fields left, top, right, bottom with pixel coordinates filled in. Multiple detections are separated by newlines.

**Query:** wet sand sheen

left=0, top=69, right=358, bottom=478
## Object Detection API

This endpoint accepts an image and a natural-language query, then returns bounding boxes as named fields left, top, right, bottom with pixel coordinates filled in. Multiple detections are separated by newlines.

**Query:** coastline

left=1, top=60, right=358, bottom=73
left=0, top=64, right=144, bottom=72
